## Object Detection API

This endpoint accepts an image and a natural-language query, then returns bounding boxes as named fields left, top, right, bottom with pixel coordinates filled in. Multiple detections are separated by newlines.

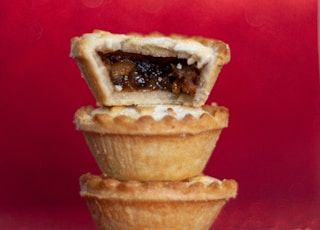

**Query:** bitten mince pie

left=70, top=30, right=230, bottom=106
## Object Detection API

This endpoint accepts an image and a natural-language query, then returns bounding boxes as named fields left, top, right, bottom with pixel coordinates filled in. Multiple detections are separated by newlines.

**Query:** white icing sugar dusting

left=92, top=105, right=206, bottom=121
left=152, top=105, right=205, bottom=120
left=84, top=31, right=216, bottom=69
left=173, top=42, right=214, bottom=68
left=92, top=106, right=139, bottom=119
left=187, top=176, right=222, bottom=187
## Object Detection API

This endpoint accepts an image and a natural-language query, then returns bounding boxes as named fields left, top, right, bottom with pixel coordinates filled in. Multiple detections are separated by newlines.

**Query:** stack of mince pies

left=71, top=30, right=238, bottom=230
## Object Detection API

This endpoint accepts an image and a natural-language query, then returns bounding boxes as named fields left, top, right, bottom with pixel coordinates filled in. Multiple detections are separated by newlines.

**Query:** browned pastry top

left=74, top=103, right=229, bottom=135
left=80, top=173, right=238, bottom=201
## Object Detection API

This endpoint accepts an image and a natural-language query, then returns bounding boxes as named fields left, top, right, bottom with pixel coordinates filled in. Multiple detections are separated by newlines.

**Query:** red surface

left=0, top=0, right=319, bottom=229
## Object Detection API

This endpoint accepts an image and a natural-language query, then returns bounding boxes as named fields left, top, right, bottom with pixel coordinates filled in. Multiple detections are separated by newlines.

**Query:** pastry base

left=75, top=104, right=228, bottom=181
left=83, top=130, right=222, bottom=181
left=85, top=198, right=226, bottom=230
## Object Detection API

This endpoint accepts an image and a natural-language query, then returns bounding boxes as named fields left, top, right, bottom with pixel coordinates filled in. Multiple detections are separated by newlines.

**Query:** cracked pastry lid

left=80, top=173, right=237, bottom=230
left=70, top=30, right=230, bottom=106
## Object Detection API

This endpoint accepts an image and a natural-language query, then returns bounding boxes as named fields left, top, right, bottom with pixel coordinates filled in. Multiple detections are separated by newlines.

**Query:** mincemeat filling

left=97, top=51, right=200, bottom=96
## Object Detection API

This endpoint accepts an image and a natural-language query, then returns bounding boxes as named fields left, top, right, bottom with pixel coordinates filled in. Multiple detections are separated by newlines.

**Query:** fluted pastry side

left=80, top=173, right=237, bottom=230
left=74, top=104, right=229, bottom=181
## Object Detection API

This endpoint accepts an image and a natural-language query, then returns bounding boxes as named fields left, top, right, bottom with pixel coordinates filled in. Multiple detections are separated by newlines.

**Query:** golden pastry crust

left=74, top=103, right=229, bottom=135
left=80, top=173, right=237, bottom=230
left=80, top=173, right=238, bottom=201
left=70, top=30, right=230, bottom=107
left=74, top=104, right=229, bottom=181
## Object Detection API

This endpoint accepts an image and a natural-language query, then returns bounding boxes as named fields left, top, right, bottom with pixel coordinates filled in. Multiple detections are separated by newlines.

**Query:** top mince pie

left=70, top=30, right=230, bottom=107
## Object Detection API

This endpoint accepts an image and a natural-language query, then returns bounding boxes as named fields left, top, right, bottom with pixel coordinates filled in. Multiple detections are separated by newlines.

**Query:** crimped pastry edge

left=80, top=173, right=238, bottom=201
left=70, top=30, right=230, bottom=107
left=74, top=103, right=229, bottom=135
left=71, top=30, right=230, bottom=69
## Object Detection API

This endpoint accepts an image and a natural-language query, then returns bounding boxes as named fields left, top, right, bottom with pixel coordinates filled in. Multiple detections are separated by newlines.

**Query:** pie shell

left=80, top=173, right=238, bottom=230
left=74, top=104, right=229, bottom=181
left=70, top=30, right=230, bottom=107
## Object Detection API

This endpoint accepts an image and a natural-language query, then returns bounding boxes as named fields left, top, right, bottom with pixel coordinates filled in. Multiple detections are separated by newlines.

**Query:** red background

left=0, top=0, right=319, bottom=229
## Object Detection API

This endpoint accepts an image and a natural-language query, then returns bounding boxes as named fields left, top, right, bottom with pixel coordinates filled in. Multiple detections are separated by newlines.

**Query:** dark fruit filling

left=97, top=51, right=200, bottom=96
